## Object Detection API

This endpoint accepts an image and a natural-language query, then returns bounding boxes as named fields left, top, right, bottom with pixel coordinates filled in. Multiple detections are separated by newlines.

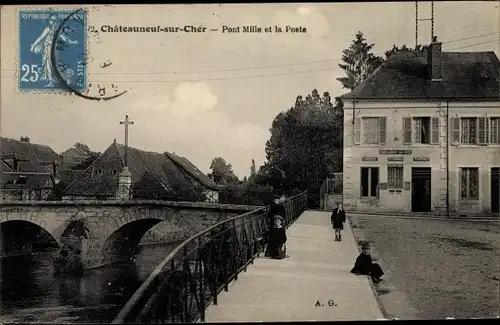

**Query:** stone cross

left=119, top=115, right=134, bottom=167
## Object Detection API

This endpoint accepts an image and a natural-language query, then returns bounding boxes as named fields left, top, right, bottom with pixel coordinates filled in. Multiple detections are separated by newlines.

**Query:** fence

left=320, top=173, right=343, bottom=210
left=1, top=186, right=54, bottom=201
left=112, top=191, right=308, bottom=324
left=64, top=186, right=282, bottom=206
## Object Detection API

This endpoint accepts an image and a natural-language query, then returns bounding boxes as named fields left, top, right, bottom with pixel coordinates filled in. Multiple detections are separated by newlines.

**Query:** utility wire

left=1, top=31, right=498, bottom=76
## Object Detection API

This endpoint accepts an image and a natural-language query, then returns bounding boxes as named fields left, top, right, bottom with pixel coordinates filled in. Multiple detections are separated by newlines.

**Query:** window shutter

left=477, top=117, right=487, bottom=144
left=452, top=117, right=460, bottom=144
left=431, top=117, right=440, bottom=144
left=360, top=168, right=363, bottom=197
left=403, top=117, right=412, bottom=144
left=379, top=117, right=387, bottom=144
left=354, top=117, right=361, bottom=144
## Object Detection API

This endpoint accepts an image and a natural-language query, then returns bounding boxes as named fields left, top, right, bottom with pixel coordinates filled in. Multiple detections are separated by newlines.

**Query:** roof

left=164, top=152, right=217, bottom=190
left=63, top=147, right=88, bottom=157
left=0, top=137, right=61, bottom=188
left=339, top=50, right=500, bottom=101
left=64, top=142, right=211, bottom=198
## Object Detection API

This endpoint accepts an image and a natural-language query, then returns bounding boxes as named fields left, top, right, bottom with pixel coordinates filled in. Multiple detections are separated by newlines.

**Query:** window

left=361, top=167, right=379, bottom=197
left=96, top=169, right=103, bottom=176
left=413, top=117, right=430, bottom=143
left=387, top=166, right=404, bottom=188
left=112, top=170, right=118, bottom=175
left=363, top=117, right=380, bottom=144
left=451, top=117, right=490, bottom=145
left=490, top=117, right=500, bottom=144
left=402, top=116, right=439, bottom=144
left=461, top=118, right=477, bottom=144
left=460, top=168, right=479, bottom=199
left=354, top=117, right=387, bottom=144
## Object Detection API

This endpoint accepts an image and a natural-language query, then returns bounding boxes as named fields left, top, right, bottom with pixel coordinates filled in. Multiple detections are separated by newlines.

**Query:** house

left=63, top=140, right=219, bottom=202
left=164, top=152, right=220, bottom=202
left=340, top=36, right=500, bottom=217
left=0, top=136, right=62, bottom=201
left=61, top=147, right=89, bottom=165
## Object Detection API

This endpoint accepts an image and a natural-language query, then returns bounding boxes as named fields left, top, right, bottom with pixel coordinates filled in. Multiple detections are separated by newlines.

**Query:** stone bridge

left=0, top=200, right=259, bottom=269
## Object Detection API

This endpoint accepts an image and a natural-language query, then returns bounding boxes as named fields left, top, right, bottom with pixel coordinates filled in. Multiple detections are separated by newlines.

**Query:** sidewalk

left=203, top=210, right=384, bottom=322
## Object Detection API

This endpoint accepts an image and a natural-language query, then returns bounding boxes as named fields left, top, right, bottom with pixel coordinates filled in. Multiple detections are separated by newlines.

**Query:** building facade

left=341, top=38, right=500, bottom=216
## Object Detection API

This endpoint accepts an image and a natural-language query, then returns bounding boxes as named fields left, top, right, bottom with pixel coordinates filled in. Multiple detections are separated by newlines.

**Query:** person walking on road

left=331, top=203, right=346, bottom=241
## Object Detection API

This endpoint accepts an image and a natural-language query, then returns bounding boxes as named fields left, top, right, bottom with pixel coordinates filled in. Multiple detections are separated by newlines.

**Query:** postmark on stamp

left=18, top=9, right=87, bottom=93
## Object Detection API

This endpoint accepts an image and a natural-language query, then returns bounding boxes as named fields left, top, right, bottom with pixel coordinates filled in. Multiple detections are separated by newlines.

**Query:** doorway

left=491, top=168, right=500, bottom=214
left=411, top=167, right=432, bottom=212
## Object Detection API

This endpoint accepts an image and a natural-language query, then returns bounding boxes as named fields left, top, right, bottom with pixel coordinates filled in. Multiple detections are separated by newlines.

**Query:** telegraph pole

left=415, top=1, right=435, bottom=47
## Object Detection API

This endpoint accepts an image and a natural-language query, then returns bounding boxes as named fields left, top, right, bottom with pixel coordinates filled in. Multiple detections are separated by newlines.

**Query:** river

left=0, top=243, right=181, bottom=323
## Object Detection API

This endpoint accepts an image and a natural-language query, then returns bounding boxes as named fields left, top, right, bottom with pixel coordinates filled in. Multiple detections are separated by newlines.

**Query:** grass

left=349, top=215, right=500, bottom=320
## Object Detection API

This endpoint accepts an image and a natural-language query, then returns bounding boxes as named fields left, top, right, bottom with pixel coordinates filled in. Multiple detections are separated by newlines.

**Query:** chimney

left=20, top=136, right=30, bottom=143
left=427, top=36, right=442, bottom=81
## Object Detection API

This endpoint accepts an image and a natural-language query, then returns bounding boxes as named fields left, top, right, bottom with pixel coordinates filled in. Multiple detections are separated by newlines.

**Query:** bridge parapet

left=0, top=199, right=260, bottom=211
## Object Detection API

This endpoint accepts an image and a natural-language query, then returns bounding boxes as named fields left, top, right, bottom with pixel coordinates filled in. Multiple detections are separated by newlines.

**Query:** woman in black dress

left=267, top=215, right=287, bottom=259
left=331, top=203, right=346, bottom=241
left=264, top=196, right=286, bottom=257
left=351, top=243, right=384, bottom=283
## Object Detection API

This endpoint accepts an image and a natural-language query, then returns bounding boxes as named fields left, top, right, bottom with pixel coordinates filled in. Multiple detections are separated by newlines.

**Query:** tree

left=337, top=31, right=384, bottom=91
left=260, top=89, right=343, bottom=191
left=250, top=159, right=257, bottom=177
left=247, top=159, right=258, bottom=185
left=208, top=157, right=239, bottom=184
left=384, top=44, right=422, bottom=59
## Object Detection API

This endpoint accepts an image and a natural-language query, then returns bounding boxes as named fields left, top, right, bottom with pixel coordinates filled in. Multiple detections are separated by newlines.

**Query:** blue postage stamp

left=18, top=9, right=87, bottom=92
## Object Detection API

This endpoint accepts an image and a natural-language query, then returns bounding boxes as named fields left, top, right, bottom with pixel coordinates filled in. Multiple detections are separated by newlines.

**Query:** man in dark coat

left=331, top=203, right=346, bottom=241
left=351, top=243, right=384, bottom=283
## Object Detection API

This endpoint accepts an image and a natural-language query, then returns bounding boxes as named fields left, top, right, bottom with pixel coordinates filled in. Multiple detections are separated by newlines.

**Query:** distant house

left=164, top=152, right=220, bottom=202
left=61, top=147, right=89, bottom=165
left=0, top=136, right=62, bottom=201
left=63, top=140, right=219, bottom=202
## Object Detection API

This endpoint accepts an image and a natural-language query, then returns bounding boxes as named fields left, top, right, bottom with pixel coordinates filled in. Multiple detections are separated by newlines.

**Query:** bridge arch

left=98, top=212, right=172, bottom=265
left=0, top=214, right=63, bottom=248
left=0, top=220, right=60, bottom=257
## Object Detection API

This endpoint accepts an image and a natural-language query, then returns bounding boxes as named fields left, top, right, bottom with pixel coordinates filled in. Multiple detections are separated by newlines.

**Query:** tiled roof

left=340, top=50, right=499, bottom=100
left=164, top=152, right=217, bottom=190
left=0, top=137, right=61, bottom=188
left=64, top=142, right=208, bottom=199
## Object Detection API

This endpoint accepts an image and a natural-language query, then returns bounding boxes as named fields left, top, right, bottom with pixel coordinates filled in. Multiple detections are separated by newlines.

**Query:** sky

left=1, top=2, right=499, bottom=179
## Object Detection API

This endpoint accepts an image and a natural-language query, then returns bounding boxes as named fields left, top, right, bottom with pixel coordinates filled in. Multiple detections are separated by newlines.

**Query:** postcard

left=1, top=3, right=499, bottom=324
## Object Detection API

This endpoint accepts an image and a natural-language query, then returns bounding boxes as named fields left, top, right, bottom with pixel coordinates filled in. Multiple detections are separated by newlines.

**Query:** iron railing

left=64, top=187, right=295, bottom=206
left=112, top=191, right=307, bottom=324
left=1, top=186, right=55, bottom=201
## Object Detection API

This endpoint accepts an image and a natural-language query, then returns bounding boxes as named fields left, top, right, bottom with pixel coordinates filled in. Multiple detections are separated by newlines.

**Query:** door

left=492, top=168, right=500, bottom=214
left=411, top=167, right=432, bottom=212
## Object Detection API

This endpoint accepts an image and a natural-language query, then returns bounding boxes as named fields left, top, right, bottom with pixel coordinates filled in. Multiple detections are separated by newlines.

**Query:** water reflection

left=0, top=243, right=180, bottom=323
